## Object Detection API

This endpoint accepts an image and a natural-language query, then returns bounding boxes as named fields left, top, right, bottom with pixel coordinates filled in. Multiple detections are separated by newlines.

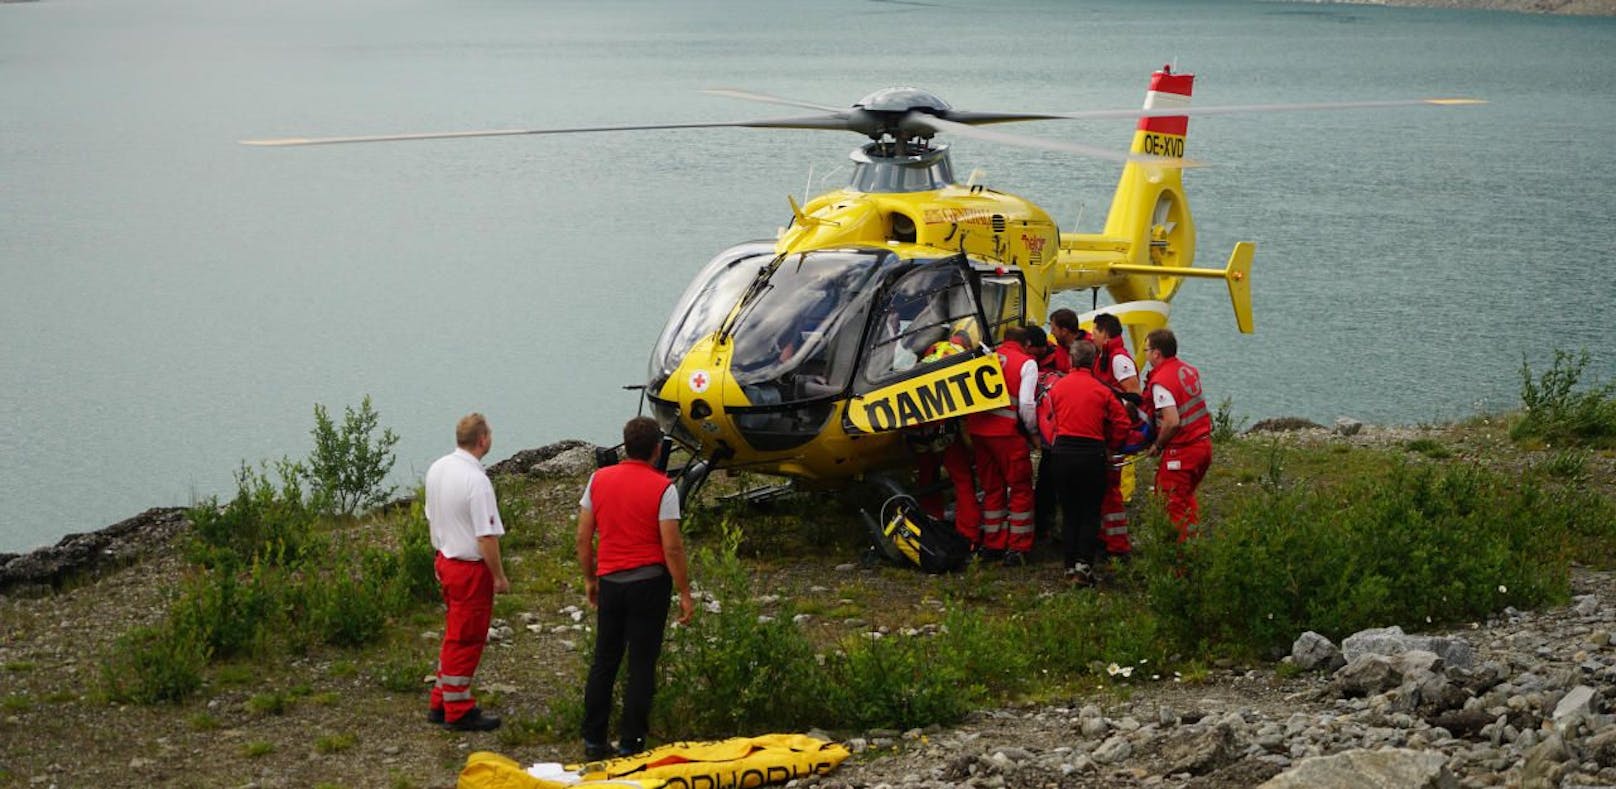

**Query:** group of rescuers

left=416, top=314, right=1213, bottom=759
left=907, top=310, right=1213, bottom=585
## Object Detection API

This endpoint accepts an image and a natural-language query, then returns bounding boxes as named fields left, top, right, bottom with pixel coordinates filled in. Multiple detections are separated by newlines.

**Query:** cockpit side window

left=977, top=272, right=1026, bottom=344
left=859, top=263, right=984, bottom=386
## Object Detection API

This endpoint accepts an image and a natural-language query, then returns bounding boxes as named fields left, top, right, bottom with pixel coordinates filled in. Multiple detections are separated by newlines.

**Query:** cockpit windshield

left=648, top=242, right=776, bottom=384
left=727, top=250, right=889, bottom=404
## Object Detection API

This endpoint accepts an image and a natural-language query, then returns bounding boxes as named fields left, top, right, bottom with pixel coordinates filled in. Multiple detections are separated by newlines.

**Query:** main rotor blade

left=701, top=88, right=847, bottom=114
left=1050, top=97, right=1487, bottom=122
left=240, top=114, right=850, bottom=146
left=915, top=115, right=1201, bottom=168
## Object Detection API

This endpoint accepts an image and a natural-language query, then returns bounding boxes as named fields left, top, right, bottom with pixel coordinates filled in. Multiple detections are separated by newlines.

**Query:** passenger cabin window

left=977, top=273, right=1026, bottom=344
left=860, top=264, right=985, bottom=385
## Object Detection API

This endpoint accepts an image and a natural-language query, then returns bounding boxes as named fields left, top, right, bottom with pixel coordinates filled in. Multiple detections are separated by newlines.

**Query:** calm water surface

left=3, top=0, right=1614, bottom=552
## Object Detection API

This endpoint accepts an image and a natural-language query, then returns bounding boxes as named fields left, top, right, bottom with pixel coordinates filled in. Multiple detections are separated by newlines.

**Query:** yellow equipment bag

left=458, top=734, right=848, bottom=789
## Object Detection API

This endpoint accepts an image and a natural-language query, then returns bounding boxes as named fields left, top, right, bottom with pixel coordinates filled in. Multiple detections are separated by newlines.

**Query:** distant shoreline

left=1295, top=0, right=1616, bottom=15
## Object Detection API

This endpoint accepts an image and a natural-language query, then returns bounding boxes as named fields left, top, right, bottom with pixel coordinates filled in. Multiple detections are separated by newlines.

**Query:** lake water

left=3, top=0, right=1614, bottom=553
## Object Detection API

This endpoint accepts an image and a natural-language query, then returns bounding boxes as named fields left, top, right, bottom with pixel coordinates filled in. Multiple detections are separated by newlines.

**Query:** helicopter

left=244, top=66, right=1481, bottom=501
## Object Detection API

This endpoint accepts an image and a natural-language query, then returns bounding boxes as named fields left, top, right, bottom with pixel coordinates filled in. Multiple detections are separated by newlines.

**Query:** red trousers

left=1101, top=465, right=1132, bottom=555
left=430, top=553, right=493, bottom=722
left=1155, top=439, right=1212, bottom=542
left=971, top=434, right=1035, bottom=553
left=917, top=441, right=981, bottom=544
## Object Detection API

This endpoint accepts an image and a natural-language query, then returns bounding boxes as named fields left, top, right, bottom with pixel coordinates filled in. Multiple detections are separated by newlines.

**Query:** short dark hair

left=622, top=416, right=662, bottom=461
left=1146, top=328, right=1178, bottom=358
left=1022, top=324, right=1049, bottom=350
left=1000, top=325, right=1026, bottom=345
left=1069, top=339, right=1098, bottom=369
left=1049, top=308, right=1079, bottom=332
left=1092, top=312, right=1123, bottom=339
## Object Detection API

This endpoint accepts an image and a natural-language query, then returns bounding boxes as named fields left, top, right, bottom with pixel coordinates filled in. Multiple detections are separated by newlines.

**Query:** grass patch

left=314, top=732, right=358, bottom=754
left=1405, top=438, right=1453, bottom=459
left=246, top=692, right=290, bottom=715
left=3, top=695, right=31, bottom=713
left=4, top=661, right=36, bottom=673
left=188, top=712, right=221, bottom=731
left=243, top=741, right=275, bottom=758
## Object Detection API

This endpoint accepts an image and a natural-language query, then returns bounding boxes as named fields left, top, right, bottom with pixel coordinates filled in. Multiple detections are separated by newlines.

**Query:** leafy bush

left=1143, top=456, right=1571, bottom=657
left=189, top=460, right=314, bottom=569
left=1212, top=396, right=1248, bottom=443
left=168, top=562, right=287, bottom=659
left=306, top=395, right=400, bottom=516
left=101, top=624, right=208, bottom=704
left=655, top=525, right=829, bottom=736
left=1512, top=350, right=1616, bottom=448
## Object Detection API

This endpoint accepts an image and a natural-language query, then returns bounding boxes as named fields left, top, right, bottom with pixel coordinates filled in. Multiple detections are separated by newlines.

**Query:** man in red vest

left=425, top=413, right=507, bottom=732
left=1047, top=340, right=1132, bottom=586
left=1143, top=329, right=1213, bottom=541
left=576, top=417, right=696, bottom=760
left=965, top=326, right=1039, bottom=566
left=1091, top=313, right=1142, bottom=559
left=1047, top=308, right=1087, bottom=374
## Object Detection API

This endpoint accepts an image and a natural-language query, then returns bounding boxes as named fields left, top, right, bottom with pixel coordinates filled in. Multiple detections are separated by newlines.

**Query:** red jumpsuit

left=1094, top=335, right=1137, bottom=556
left=965, top=340, right=1036, bottom=554
left=909, top=422, right=981, bottom=543
left=1145, top=355, right=1213, bottom=541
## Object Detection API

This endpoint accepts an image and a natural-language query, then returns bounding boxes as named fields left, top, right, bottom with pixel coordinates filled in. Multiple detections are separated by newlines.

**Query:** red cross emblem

left=688, top=370, right=711, bottom=393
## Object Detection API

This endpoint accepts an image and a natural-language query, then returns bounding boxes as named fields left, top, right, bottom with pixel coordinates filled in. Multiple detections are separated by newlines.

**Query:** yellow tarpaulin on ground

left=459, top=734, right=850, bottom=789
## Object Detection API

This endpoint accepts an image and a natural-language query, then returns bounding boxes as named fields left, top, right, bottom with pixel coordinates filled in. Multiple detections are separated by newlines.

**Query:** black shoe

left=584, top=741, right=613, bottom=761
left=977, top=547, right=1005, bottom=562
left=1001, top=551, right=1028, bottom=568
left=444, top=707, right=501, bottom=732
left=616, top=738, right=646, bottom=757
left=427, top=708, right=445, bottom=725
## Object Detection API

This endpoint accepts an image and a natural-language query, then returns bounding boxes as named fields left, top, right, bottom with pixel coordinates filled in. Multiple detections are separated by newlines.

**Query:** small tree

left=306, top=395, right=400, bottom=516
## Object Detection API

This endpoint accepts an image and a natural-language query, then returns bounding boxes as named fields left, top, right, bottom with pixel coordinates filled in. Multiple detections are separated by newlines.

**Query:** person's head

left=456, top=413, right=492, bottom=457
left=622, top=416, right=663, bottom=462
left=1000, top=325, right=1026, bottom=346
left=1145, top=328, right=1179, bottom=363
left=1069, top=339, right=1098, bottom=370
left=1022, top=324, right=1050, bottom=356
left=1049, top=308, right=1081, bottom=347
left=1092, top=312, right=1124, bottom=342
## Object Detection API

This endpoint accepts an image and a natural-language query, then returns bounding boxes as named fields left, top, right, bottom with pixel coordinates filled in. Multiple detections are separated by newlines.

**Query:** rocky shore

left=1299, top=0, right=1616, bottom=14
left=822, top=567, right=1616, bottom=788
left=3, top=425, right=1612, bottom=788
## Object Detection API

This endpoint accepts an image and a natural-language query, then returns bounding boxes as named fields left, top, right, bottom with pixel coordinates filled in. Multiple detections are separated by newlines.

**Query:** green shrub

left=314, top=732, right=357, bottom=753
left=101, top=624, right=208, bottom=704
left=298, top=567, right=392, bottom=648
left=1144, top=458, right=1570, bottom=657
left=1539, top=448, right=1591, bottom=481
left=1405, top=438, right=1453, bottom=459
left=247, top=692, right=290, bottom=715
left=188, top=460, right=314, bottom=569
left=1212, top=396, right=1248, bottom=443
left=654, top=525, right=829, bottom=736
left=169, top=563, right=287, bottom=659
left=817, top=633, right=974, bottom=731
left=1512, top=350, right=1616, bottom=448
left=306, top=395, right=400, bottom=516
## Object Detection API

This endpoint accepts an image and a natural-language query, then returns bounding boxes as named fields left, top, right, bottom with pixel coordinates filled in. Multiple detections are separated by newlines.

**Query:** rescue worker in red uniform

left=907, top=341, right=981, bottom=544
left=1047, top=341, right=1132, bottom=586
left=964, top=326, right=1039, bottom=566
left=1143, top=329, right=1214, bottom=541
left=1047, top=308, right=1088, bottom=374
left=577, top=417, right=696, bottom=760
left=1091, top=312, right=1142, bottom=559
left=425, top=413, right=508, bottom=732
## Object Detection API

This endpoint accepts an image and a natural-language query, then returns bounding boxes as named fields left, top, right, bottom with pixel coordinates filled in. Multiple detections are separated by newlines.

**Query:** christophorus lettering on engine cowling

left=848, top=356, right=1009, bottom=434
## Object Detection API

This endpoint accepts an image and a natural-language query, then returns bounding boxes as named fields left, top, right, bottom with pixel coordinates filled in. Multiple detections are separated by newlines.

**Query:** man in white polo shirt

left=424, top=413, right=508, bottom=732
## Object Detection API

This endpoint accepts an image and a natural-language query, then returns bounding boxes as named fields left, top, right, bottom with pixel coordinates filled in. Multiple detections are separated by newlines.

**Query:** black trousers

left=582, top=571, right=672, bottom=746
left=1051, top=439, right=1108, bottom=569
left=1034, top=447, right=1059, bottom=539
